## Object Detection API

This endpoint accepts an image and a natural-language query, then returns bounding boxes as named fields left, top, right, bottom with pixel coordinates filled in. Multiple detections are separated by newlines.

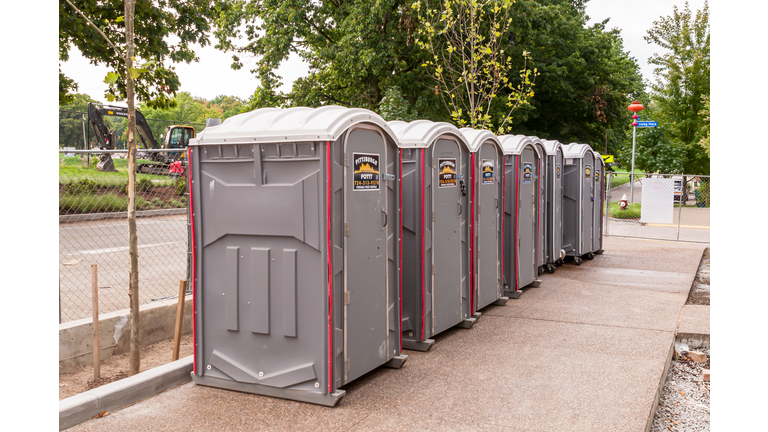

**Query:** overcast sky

left=60, top=0, right=708, bottom=105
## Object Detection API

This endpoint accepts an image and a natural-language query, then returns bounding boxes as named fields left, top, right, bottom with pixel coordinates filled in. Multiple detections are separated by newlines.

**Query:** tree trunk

left=125, top=0, right=140, bottom=376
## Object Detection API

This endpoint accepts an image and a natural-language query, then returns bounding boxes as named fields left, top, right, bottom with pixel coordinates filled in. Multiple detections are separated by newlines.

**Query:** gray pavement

left=67, top=236, right=706, bottom=432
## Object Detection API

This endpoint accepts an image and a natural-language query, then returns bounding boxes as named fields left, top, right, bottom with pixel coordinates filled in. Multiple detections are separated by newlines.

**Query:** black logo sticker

left=481, top=159, right=494, bottom=184
left=438, top=158, right=457, bottom=188
left=353, top=153, right=380, bottom=191
left=523, top=162, right=533, bottom=183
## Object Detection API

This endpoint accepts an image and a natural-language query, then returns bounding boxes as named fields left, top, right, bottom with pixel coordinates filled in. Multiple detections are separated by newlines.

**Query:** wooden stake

left=172, top=280, right=187, bottom=361
left=91, top=264, right=100, bottom=380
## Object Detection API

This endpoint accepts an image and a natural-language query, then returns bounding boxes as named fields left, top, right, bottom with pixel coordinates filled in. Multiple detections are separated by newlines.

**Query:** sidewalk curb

left=59, top=356, right=193, bottom=431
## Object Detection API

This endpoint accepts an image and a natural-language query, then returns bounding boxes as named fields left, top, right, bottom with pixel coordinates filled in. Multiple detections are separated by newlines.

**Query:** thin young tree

left=411, top=0, right=538, bottom=132
left=62, top=0, right=148, bottom=375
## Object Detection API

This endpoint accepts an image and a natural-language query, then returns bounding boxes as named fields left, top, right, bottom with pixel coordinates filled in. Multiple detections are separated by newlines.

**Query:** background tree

left=215, top=0, right=445, bottom=119
left=60, top=0, right=229, bottom=108
left=411, top=0, right=538, bottom=132
left=645, top=0, right=710, bottom=147
left=502, top=0, right=644, bottom=155
left=59, top=93, right=100, bottom=148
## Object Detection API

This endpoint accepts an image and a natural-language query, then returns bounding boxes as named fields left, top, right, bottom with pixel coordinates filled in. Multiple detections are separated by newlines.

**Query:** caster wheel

left=555, top=259, right=563, bottom=266
left=586, top=252, right=595, bottom=260
left=538, top=266, right=544, bottom=276
left=574, top=257, right=583, bottom=266
left=546, top=264, right=556, bottom=274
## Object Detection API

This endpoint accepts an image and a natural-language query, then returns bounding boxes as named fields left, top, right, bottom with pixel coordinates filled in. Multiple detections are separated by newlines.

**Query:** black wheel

left=538, top=266, right=544, bottom=275
left=586, top=252, right=595, bottom=260
left=555, top=259, right=563, bottom=266
left=546, top=264, right=556, bottom=274
left=574, top=257, right=583, bottom=266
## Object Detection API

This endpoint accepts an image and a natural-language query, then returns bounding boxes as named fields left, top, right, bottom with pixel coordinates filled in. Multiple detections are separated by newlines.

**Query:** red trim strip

left=537, top=157, right=541, bottom=269
left=501, top=157, right=505, bottom=287
left=398, top=149, right=403, bottom=352
left=188, top=148, right=197, bottom=375
left=514, top=156, right=520, bottom=291
left=470, top=153, right=475, bottom=314
left=326, top=141, right=333, bottom=394
left=420, top=149, right=425, bottom=341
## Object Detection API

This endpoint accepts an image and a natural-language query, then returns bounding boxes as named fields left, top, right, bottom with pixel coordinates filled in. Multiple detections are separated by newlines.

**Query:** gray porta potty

left=498, top=135, right=542, bottom=299
left=562, top=143, right=597, bottom=265
left=187, top=106, right=407, bottom=407
left=542, top=139, right=565, bottom=272
left=388, top=120, right=475, bottom=352
left=592, top=151, right=605, bottom=254
left=528, top=136, right=548, bottom=276
left=460, top=128, right=508, bottom=313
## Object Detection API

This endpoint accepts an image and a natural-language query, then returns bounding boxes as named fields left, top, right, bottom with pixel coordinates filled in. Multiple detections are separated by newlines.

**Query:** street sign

left=601, top=155, right=614, bottom=163
left=637, top=121, right=657, bottom=128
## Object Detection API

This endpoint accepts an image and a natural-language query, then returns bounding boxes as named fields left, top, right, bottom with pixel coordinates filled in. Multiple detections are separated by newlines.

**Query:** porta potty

left=187, top=106, right=407, bottom=407
left=528, top=136, right=548, bottom=275
left=562, top=143, right=597, bottom=265
left=542, top=139, right=565, bottom=272
left=498, top=135, right=542, bottom=299
left=459, top=128, right=508, bottom=312
left=592, top=151, right=605, bottom=255
left=388, top=120, right=475, bottom=351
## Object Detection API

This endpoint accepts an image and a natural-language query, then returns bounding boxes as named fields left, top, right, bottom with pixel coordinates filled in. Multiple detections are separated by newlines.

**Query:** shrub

left=62, top=178, right=99, bottom=195
left=172, top=176, right=187, bottom=196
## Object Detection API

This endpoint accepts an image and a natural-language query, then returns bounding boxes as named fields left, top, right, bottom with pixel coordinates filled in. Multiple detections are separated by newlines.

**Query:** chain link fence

left=59, top=149, right=190, bottom=323
left=604, top=172, right=710, bottom=244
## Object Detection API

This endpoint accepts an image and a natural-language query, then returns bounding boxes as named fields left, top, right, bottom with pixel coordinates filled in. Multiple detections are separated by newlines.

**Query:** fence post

left=676, top=176, right=684, bottom=241
left=92, top=264, right=100, bottom=380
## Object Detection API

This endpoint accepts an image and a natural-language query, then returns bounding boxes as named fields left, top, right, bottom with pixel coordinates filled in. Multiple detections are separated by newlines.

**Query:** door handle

left=458, top=201, right=463, bottom=216
left=382, top=207, right=388, bottom=229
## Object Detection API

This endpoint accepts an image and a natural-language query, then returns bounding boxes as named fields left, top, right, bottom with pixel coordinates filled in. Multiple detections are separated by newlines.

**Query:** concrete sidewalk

left=67, top=237, right=705, bottom=432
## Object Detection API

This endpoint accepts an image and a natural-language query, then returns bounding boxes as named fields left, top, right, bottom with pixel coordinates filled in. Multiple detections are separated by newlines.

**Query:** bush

left=60, top=194, right=148, bottom=214
left=608, top=201, right=641, bottom=219
left=172, top=176, right=187, bottom=196
left=61, top=178, right=99, bottom=195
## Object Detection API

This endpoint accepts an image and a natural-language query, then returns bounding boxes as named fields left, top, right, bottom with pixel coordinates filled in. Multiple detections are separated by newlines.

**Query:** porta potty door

left=433, top=139, right=468, bottom=333
left=551, top=149, right=564, bottom=261
left=344, top=128, right=390, bottom=383
left=476, top=143, right=501, bottom=309
left=592, top=158, right=604, bottom=253
left=581, top=160, right=594, bottom=254
left=518, top=148, right=537, bottom=288
left=562, top=158, right=580, bottom=256
left=536, top=149, right=546, bottom=271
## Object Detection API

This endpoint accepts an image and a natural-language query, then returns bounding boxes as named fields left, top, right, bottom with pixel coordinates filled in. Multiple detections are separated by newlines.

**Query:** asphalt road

left=59, top=215, right=188, bottom=322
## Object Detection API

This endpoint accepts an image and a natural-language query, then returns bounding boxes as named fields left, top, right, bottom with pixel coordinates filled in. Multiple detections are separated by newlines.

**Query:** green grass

left=607, top=167, right=646, bottom=189
left=607, top=201, right=641, bottom=219
left=59, top=157, right=175, bottom=188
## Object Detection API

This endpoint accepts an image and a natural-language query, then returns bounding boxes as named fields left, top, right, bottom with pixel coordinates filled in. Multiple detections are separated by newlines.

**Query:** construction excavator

left=87, top=102, right=198, bottom=175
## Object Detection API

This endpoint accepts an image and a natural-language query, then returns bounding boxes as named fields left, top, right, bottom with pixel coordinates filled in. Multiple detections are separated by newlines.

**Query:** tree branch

left=63, top=0, right=121, bottom=56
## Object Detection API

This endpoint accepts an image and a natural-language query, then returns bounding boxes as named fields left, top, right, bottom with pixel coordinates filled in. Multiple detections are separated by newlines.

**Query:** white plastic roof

left=542, top=139, right=563, bottom=156
left=189, top=105, right=398, bottom=146
left=563, top=143, right=595, bottom=159
left=388, top=120, right=470, bottom=150
left=497, top=134, right=535, bottom=155
left=458, top=127, right=502, bottom=153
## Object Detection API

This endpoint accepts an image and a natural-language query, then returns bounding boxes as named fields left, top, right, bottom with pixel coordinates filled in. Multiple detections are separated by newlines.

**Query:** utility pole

left=627, top=101, right=645, bottom=203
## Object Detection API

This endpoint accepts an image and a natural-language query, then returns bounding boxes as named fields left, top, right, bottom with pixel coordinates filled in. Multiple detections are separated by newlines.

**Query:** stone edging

left=59, top=356, right=193, bottom=431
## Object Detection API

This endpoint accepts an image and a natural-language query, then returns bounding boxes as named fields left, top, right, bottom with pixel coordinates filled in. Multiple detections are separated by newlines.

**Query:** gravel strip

left=651, top=346, right=710, bottom=432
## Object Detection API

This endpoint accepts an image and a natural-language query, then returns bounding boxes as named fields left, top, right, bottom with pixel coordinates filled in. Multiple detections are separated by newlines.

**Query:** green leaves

left=104, top=72, right=118, bottom=85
